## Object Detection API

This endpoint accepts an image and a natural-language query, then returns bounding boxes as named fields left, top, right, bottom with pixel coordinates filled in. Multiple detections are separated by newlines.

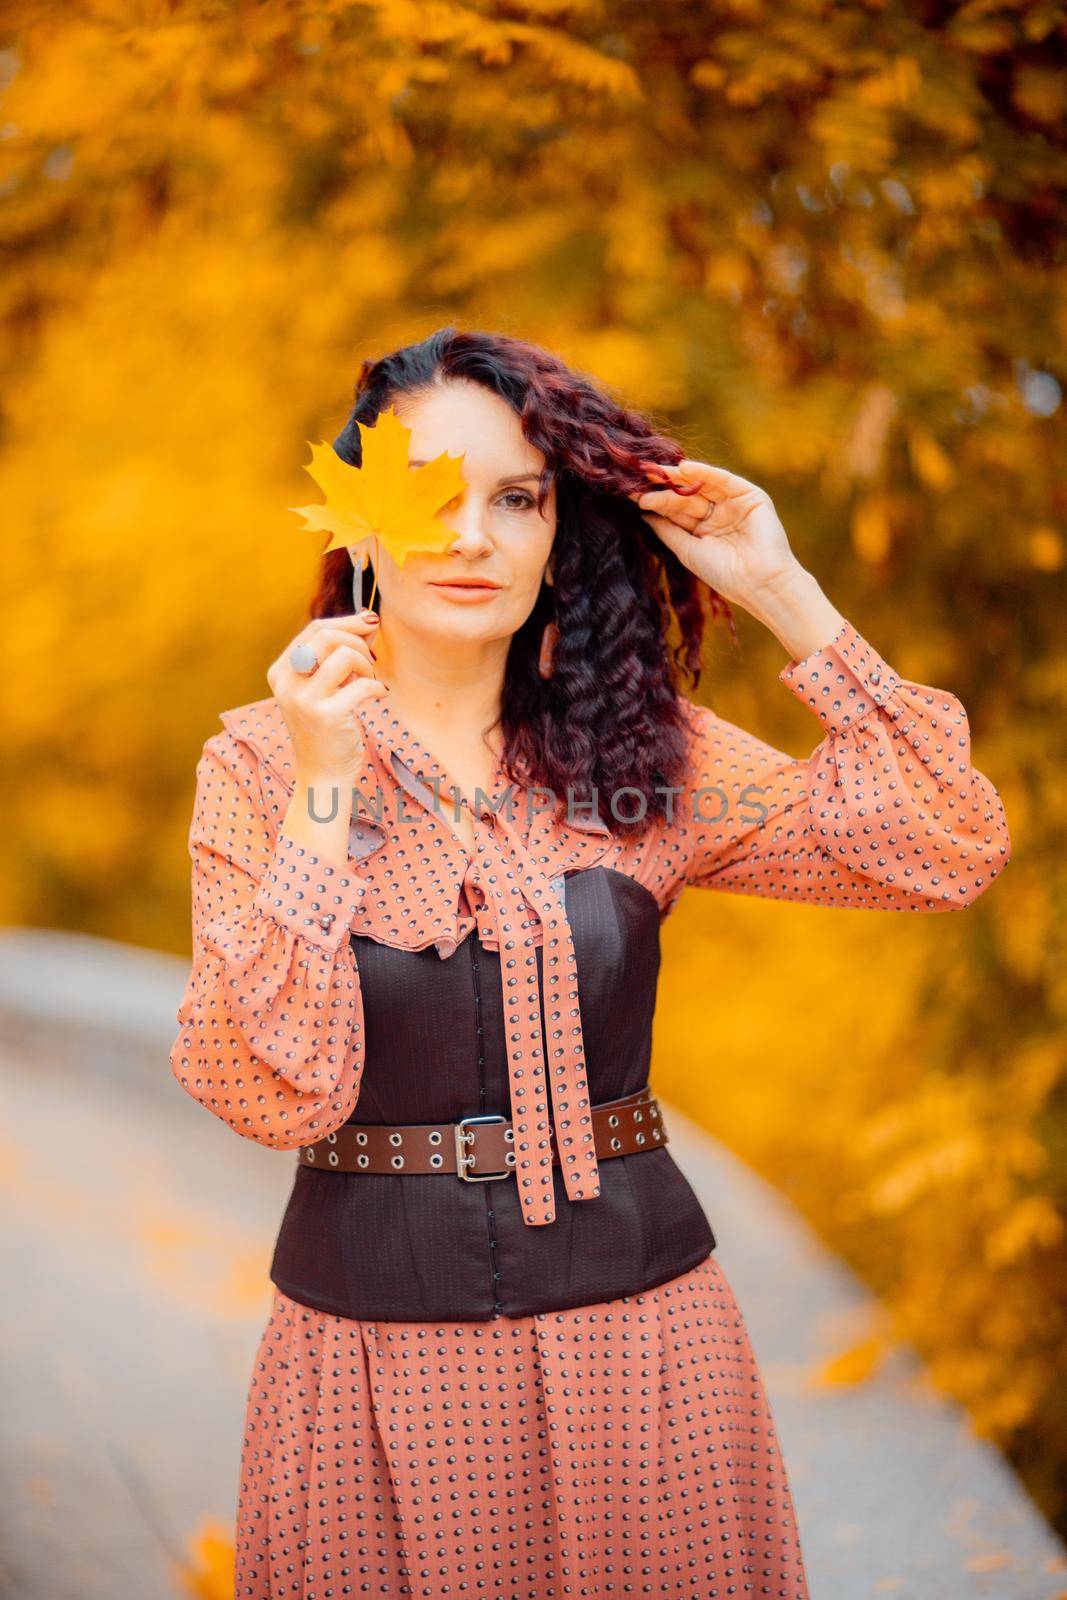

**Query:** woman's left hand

left=628, top=458, right=804, bottom=609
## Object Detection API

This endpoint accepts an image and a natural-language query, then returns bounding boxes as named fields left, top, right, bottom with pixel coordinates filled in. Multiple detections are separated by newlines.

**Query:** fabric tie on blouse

left=356, top=701, right=610, bottom=1232
left=464, top=799, right=601, bottom=1227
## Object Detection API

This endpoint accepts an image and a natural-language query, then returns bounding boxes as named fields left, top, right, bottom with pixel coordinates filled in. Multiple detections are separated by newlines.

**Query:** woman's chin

left=415, top=600, right=518, bottom=646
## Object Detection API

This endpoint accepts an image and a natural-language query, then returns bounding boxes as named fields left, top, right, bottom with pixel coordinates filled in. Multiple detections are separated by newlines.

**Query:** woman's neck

left=371, top=625, right=507, bottom=748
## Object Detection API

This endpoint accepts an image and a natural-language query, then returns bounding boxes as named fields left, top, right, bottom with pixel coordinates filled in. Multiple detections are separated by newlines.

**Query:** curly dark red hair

left=309, top=327, right=736, bottom=834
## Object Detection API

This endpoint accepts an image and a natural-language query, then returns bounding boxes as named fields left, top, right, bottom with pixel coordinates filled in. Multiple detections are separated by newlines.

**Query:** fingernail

left=359, top=609, right=379, bottom=623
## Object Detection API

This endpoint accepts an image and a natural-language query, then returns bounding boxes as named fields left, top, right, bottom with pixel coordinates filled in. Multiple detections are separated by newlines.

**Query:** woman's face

left=351, top=379, right=556, bottom=651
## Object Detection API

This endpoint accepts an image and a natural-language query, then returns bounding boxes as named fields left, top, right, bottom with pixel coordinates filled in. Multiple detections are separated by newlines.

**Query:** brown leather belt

left=298, top=1086, right=667, bottom=1180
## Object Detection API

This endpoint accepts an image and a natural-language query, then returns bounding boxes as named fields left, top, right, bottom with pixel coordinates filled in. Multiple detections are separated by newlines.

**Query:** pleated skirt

left=233, top=1252, right=810, bottom=1599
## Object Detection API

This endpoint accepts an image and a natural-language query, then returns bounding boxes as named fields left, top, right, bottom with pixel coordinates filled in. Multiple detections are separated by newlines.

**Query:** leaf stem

left=366, top=537, right=380, bottom=612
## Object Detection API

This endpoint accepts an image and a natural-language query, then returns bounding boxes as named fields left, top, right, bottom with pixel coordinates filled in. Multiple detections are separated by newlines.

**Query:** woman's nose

left=445, top=508, right=495, bottom=555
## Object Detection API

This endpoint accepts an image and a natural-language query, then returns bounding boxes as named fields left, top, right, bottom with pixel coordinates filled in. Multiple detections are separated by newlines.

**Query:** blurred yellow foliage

left=1, top=0, right=1062, bottom=1538
left=173, top=1517, right=235, bottom=1600
left=816, top=1332, right=892, bottom=1388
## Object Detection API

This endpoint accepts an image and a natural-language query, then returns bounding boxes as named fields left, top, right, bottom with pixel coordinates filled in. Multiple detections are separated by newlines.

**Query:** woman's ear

left=543, top=558, right=554, bottom=588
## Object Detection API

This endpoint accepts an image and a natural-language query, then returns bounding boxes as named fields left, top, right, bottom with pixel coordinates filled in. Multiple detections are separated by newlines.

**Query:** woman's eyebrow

left=409, top=461, right=541, bottom=485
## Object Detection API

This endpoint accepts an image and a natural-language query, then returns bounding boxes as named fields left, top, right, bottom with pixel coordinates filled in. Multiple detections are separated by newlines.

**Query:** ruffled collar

left=218, top=693, right=617, bottom=943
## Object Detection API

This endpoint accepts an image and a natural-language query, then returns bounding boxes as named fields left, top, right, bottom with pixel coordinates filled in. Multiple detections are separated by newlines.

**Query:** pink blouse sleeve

left=675, top=619, right=1012, bottom=911
left=169, top=728, right=370, bottom=1148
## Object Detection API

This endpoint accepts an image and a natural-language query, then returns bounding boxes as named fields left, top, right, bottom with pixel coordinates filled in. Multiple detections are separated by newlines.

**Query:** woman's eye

left=500, top=489, right=536, bottom=510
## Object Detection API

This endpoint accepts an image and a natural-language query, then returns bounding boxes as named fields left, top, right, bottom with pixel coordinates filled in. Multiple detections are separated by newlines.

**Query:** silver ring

left=289, top=642, right=319, bottom=674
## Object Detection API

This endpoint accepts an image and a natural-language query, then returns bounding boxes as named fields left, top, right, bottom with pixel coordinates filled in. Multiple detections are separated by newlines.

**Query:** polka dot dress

left=234, top=1252, right=808, bottom=1599
left=170, top=614, right=1012, bottom=1600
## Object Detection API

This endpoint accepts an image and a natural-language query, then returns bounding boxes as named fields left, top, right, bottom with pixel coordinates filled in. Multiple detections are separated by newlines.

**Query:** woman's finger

left=643, top=458, right=763, bottom=501
left=267, top=615, right=379, bottom=694
left=271, top=610, right=378, bottom=664
left=307, top=642, right=377, bottom=698
left=638, top=509, right=702, bottom=561
left=675, top=458, right=765, bottom=498
left=326, top=674, right=391, bottom=717
left=298, top=626, right=377, bottom=672
left=633, top=484, right=712, bottom=534
left=309, top=609, right=380, bottom=630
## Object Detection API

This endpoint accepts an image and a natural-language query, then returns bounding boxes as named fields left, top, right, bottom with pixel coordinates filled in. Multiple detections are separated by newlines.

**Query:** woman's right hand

left=266, top=612, right=389, bottom=787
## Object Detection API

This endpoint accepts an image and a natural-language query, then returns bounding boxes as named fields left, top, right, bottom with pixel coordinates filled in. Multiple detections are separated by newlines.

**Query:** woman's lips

left=429, top=581, right=503, bottom=603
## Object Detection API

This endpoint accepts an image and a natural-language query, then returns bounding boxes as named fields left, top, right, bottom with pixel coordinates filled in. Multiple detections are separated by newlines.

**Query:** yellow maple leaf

left=287, top=405, right=466, bottom=567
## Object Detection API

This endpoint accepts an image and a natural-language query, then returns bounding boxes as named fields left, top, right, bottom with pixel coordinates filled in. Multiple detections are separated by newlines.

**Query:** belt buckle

left=454, top=1112, right=513, bottom=1182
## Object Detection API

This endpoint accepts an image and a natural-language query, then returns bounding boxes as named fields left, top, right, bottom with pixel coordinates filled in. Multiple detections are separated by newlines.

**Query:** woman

left=170, top=327, right=1011, bottom=1599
